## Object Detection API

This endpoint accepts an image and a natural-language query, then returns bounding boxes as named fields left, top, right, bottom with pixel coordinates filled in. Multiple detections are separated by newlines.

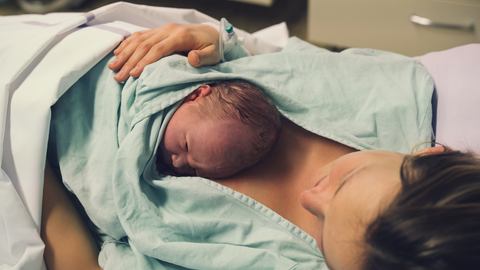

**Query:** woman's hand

left=108, top=23, right=221, bottom=82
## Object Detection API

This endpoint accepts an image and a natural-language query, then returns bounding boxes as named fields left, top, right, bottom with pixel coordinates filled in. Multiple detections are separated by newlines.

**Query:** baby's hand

left=108, top=23, right=221, bottom=82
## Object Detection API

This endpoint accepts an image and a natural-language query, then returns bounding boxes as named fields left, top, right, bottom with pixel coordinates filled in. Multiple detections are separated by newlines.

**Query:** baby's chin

left=162, top=170, right=235, bottom=179
left=159, top=163, right=244, bottom=179
left=199, top=167, right=245, bottom=179
left=169, top=165, right=197, bottom=177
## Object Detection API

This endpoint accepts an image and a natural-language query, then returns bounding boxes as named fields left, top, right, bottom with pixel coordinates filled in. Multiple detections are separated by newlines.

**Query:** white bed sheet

left=0, top=3, right=287, bottom=269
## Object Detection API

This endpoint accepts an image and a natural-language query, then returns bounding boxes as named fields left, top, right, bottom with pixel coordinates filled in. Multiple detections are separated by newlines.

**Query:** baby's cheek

left=159, top=148, right=172, bottom=165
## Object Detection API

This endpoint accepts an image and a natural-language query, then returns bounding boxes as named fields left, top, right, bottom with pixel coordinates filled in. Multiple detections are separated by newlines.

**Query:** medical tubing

left=203, top=18, right=245, bottom=63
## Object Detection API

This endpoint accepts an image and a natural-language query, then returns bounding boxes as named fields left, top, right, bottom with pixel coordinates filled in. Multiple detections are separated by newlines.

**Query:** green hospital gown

left=48, top=37, right=433, bottom=270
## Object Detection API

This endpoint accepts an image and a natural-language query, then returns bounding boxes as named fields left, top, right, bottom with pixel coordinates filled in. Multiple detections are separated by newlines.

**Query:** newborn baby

left=157, top=80, right=281, bottom=179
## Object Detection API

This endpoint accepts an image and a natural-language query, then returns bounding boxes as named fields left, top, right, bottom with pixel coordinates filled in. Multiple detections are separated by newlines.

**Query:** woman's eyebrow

left=333, top=166, right=366, bottom=197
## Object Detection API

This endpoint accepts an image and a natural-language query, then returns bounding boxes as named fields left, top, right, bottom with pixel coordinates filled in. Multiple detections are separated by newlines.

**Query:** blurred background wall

left=0, top=0, right=308, bottom=40
left=1, top=0, right=479, bottom=56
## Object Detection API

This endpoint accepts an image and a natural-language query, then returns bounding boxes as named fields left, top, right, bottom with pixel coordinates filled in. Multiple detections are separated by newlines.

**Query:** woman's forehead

left=332, top=165, right=403, bottom=222
left=323, top=164, right=402, bottom=269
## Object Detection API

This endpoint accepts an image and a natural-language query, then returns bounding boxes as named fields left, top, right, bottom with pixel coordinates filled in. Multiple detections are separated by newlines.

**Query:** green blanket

left=48, top=37, right=433, bottom=270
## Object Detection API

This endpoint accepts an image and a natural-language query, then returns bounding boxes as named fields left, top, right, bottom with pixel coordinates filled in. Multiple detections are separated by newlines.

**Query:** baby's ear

left=413, top=146, right=446, bottom=156
left=184, top=85, right=212, bottom=102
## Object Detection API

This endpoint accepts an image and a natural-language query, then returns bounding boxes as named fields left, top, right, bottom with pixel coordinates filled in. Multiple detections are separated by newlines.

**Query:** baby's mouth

left=169, top=164, right=198, bottom=176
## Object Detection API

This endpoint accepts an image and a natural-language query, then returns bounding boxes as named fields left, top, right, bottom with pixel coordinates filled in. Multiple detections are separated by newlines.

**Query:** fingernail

left=130, top=66, right=139, bottom=74
left=115, top=70, right=124, bottom=79
left=194, top=52, right=200, bottom=65
left=108, top=59, right=118, bottom=67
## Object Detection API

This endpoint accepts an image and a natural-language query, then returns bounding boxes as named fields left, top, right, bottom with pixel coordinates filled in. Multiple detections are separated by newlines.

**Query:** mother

left=43, top=24, right=480, bottom=270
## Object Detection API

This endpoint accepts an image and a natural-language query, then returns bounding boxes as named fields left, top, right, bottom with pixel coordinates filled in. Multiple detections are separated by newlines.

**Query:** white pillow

left=414, top=44, right=480, bottom=155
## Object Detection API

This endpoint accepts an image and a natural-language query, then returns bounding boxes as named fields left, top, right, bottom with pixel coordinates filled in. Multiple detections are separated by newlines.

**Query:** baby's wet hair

left=189, top=79, right=281, bottom=169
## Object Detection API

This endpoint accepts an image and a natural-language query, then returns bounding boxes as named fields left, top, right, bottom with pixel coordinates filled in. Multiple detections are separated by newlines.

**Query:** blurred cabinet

left=307, top=0, right=480, bottom=56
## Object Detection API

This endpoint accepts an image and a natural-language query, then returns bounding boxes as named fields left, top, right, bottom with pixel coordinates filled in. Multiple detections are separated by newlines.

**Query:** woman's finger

left=128, top=34, right=183, bottom=77
left=113, top=30, right=174, bottom=81
left=113, top=29, right=149, bottom=55
left=188, top=45, right=220, bottom=67
left=109, top=30, right=157, bottom=72
left=112, top=23, right=220, bottom=81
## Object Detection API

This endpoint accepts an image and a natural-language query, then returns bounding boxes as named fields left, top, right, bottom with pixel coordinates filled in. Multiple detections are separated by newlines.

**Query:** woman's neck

left=215, top=117, right=356, bottom=236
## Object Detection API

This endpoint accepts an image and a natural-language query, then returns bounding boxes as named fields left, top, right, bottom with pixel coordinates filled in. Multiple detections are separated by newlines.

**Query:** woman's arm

left=108, top=23, right=221, bottom=82
left=41, top=163, right=102, bottom=270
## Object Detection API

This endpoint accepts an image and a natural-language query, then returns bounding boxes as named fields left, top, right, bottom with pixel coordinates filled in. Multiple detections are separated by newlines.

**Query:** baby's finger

left=188, top=45, right=220, bottom=67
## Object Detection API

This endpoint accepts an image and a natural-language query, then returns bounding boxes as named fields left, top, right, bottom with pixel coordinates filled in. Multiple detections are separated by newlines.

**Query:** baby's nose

left=171, top=154, right=187, bottom=168
left=171, top=155, right=194, bottom=175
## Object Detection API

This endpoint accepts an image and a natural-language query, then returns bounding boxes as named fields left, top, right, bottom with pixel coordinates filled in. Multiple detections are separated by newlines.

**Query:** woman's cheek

left=315, top=220, right=325, bottom=254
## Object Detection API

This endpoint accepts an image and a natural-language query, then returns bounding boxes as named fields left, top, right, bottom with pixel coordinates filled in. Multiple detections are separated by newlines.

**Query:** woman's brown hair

left=363, top=150, right=480, bottom=270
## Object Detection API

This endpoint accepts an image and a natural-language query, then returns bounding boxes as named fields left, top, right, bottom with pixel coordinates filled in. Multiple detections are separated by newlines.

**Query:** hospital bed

left=0, top=2, right=478, bottom=269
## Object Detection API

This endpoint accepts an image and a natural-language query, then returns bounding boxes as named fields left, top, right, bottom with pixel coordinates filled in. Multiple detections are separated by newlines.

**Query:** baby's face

left=159, top=104, right=252, bottom=179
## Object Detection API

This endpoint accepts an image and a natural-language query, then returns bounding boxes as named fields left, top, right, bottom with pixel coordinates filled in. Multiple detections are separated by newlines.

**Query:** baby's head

left=158, top=80, right=281, bottom=178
